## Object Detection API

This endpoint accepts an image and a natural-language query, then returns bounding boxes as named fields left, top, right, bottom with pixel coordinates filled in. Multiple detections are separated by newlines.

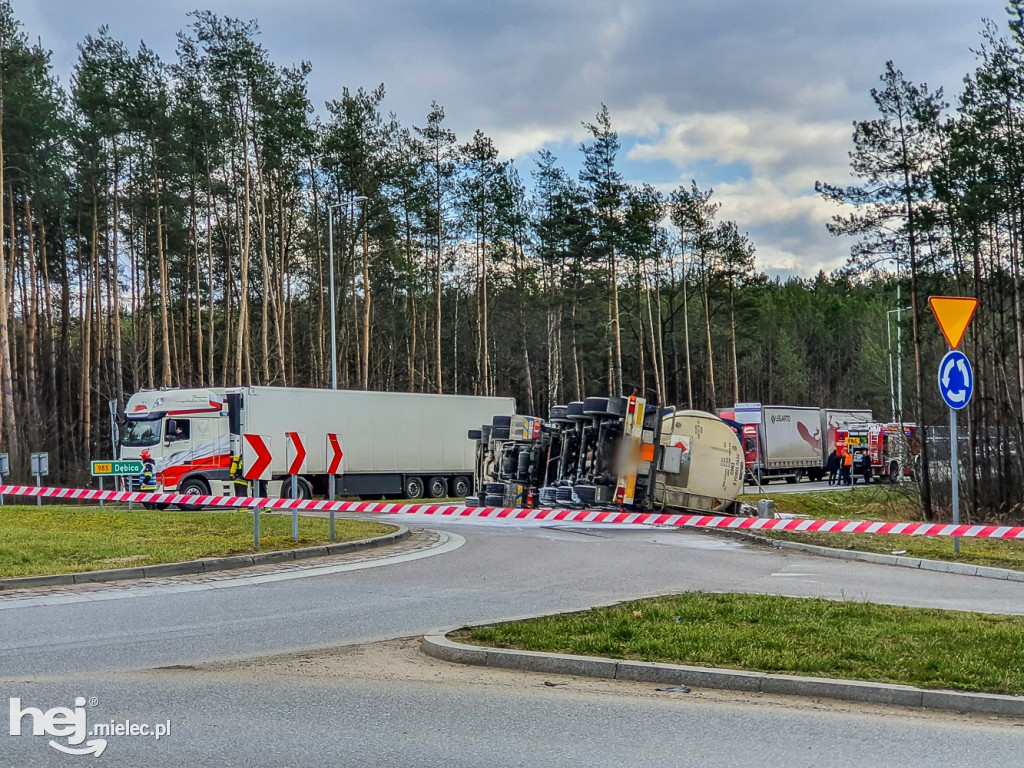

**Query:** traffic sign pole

left=950, top=407, right=960, bottom=555
left=931, top=296, right=978, bottom=558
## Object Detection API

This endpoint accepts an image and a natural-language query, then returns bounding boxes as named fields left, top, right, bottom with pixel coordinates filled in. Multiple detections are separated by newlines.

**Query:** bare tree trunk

left=0, top=102, right=18, bottom=461
left=681, top=245, right=693, bottom=408
left=362, top=219, right=370, bottom=390
left=729, top=277, right=739, bottom=404
left=610, top=246, right=622, bottom=396
left=152, top=144, right=171, bottom=388
left=701, top=258, right=716, bottom=411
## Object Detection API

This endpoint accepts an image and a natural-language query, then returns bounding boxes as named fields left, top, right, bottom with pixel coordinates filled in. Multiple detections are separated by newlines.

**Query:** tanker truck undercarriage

left=466, top=395, right=745, bottom=516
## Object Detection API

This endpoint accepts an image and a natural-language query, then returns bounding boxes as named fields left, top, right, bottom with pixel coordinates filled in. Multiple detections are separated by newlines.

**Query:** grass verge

left=456, top=592, right=1024, bottom=694
left=0, top=505, right=395, bottom=578
left=737, top=489, right=1024, bottom=572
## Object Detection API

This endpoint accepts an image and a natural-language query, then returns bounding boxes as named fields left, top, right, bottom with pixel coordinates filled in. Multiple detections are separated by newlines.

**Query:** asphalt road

left=3, top=519, right=1023, bottom=765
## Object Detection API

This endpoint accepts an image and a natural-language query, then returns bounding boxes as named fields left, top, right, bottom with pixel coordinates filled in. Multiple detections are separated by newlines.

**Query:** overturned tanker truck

left=466, top=395, right=746, bottom=516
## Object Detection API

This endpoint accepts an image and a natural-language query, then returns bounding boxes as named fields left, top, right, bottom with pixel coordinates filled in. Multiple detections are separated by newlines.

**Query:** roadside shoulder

left=421, top=634, right=1024, bottom=717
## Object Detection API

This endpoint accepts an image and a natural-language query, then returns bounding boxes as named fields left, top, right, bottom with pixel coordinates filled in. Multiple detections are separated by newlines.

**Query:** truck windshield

left=122, top=418, right=162, bottom=447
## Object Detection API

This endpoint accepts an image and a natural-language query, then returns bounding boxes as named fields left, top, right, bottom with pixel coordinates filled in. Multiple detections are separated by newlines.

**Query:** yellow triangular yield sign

left=928, top=296, right=978, bottom=350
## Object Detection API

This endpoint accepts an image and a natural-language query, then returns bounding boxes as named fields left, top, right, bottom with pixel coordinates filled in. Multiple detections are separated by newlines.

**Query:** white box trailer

left=735, top=403, right=873, bottom=484
left=120, top=386, right=515, bottom=503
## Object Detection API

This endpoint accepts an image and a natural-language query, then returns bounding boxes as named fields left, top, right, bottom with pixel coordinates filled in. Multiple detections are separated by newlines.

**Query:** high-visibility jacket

left=139, top=460, right=158, bottom=492
left=230, top=455, right=248, bottom=488
left=843, top=452, right=853, bottom=468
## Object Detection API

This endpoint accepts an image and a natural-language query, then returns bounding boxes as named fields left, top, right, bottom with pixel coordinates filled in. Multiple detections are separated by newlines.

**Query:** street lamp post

left=887, top=303, right=911, bottom=422
left=327, top=195, right=368, bottom=390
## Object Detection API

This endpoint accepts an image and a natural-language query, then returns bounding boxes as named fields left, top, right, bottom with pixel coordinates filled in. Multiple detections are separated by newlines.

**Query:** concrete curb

left=713, top=528, right=1024, bottom=582
left=421, top=634, right=1024, bottom=716
left=0, top=525, right=409, bottom=591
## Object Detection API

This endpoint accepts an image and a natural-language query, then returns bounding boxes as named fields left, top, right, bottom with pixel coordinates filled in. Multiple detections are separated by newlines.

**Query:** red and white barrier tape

left=0, top=483, right=1021, bottom=539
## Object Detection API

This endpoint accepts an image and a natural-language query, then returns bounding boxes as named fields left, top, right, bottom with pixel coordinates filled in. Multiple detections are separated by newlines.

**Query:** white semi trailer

left=120, top=386, right=515, bottom=506
left=732, top=402, right=872, bottom=483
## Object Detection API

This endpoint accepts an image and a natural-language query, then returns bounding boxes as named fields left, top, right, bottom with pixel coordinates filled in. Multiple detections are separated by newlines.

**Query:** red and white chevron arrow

left=285, top=431, right=307, bottom=475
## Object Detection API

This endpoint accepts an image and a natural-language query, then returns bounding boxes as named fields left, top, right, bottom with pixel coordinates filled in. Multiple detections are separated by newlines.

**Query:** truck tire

left=176, top=477, right=210, bottom=511
left=483, top=494, right=504, bottom=507
left=481, top=425, right=492, bottom=441
left=607, top=396, right=628, bottom=417
left=452, top=476, right=472, bottom=497
left=485, top=482, right=506, bottom=495
left=786, top=474, right=798, bottom=484
left=427, top=476, right=448, bottom=499
left=583, top=397, right=610, bottom=416
left=280, top=476, right=313, bottom=500
left=491, top=426, right=510, bottom=440
left=403, top=476, right=425, bottom=499
left=492, top=415, right=513, bottom=428
left=566, top=401, right=587, bottom=419
left=549, top=405, right=569, bottom=422
left=467, top=429, right=482, bottom=441
left=464, top=496, right=479, bottom=507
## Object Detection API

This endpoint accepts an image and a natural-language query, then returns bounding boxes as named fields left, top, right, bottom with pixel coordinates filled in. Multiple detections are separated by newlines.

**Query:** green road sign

left=91, top=460, right=144, bottom=477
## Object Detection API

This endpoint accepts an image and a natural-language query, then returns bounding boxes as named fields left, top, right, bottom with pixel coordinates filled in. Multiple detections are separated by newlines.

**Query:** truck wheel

left=483, top=494, right=504, bottom=507
left=485, top=482, right=506, bottom=495
left=785, top=474, right=798, bottom=484
left=607, top=396, right=628, bottom=417
left=280, top=477, right=313, bottom=500
left=467, top=429, right=482, bottom=441
left=176, top=477, right=209, bottom=511
left=403, top=476, right=425, bottom=499
left=549, top=405, right=569, bottom=421
left=464, top=496, right=479, bottom=507
left=582, top=397, right=610, bottom=416
left=566, top=401, right=587, bottom=419
left=492, top=415, right=513, bottom=428
left=452, top=476, right=472, bottom=497
left=427, top=476, right=448, bottom=499
left=491, top=426, right=510, bottom=440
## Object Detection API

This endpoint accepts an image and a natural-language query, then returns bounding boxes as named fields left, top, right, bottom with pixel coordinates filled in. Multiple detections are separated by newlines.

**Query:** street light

left=327, top=194, right=368, bottom=390
left=887, top=303, right=911, bottom=422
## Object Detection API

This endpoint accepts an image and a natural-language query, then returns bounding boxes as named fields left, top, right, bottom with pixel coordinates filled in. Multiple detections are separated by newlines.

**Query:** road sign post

left=242, top=435, right=272, bottom=545
left=285, top=432, right=307, bottom=543
left=30, top=452, right=48, bottom=506
left=326, top=433, right=343, bottom=542
left=0, top=452, right=9, bottom=505
left=930, top=296, right=978, bottom=557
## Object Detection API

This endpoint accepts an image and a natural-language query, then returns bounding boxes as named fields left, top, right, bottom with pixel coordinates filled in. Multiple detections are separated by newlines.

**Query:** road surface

left=2, top=519, right=1022, bottom=765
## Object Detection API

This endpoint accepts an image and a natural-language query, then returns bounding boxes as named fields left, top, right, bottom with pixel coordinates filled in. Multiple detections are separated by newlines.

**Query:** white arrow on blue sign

left=938, top=350, right=973, bottom=410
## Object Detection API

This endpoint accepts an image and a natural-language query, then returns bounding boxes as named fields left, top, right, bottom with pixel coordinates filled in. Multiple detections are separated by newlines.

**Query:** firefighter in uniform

left=139, top=449, right=158, bottom=492
left=229, top=453, right=249, bottom=497
left=139, top=449, right=158, bottom=510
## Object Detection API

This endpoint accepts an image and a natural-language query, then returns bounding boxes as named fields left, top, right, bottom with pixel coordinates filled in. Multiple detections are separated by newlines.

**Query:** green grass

left=0, top=505, right=395, bottom=578
left=736, top=490, right=1024, bottom=571
left=738, top=486, right=919, bottom=521
left=457, top=592, right=1024, bottom=694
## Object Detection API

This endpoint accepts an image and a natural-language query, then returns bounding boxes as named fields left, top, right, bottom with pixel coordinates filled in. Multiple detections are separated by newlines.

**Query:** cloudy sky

left=13, top=0, right=995, bottom=275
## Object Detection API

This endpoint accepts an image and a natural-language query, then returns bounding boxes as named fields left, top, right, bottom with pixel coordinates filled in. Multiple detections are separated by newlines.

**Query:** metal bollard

left=253, top=506, right=260, bottom=550
left=329, top=510, right=335, bottom=543
left=99, top=477, right=104, bottom=508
